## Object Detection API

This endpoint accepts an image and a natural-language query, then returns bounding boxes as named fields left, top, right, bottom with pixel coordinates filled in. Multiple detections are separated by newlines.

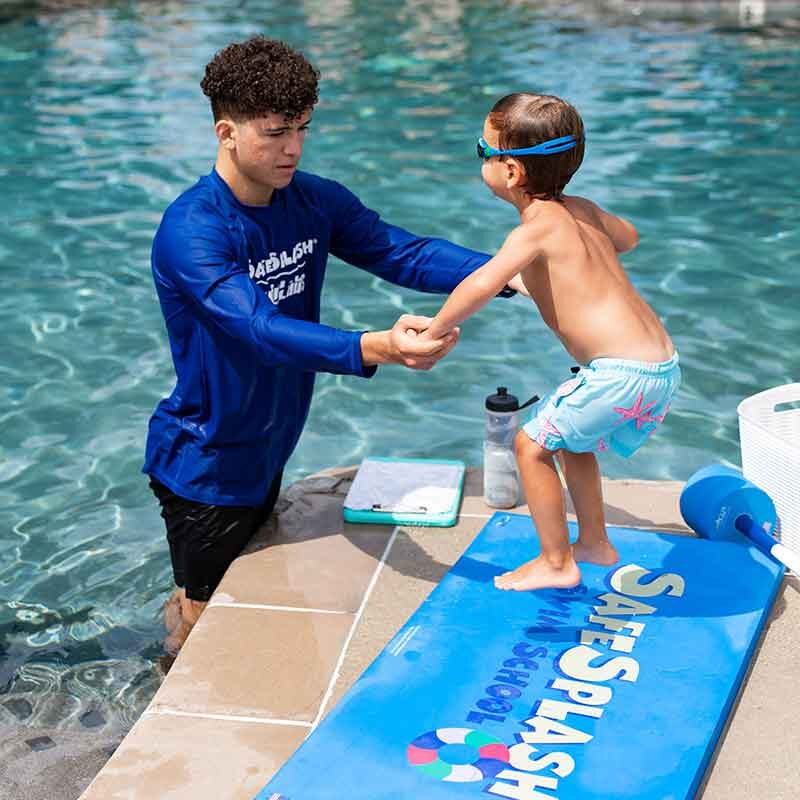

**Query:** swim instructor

left=143, top=36, right=517, bottom=652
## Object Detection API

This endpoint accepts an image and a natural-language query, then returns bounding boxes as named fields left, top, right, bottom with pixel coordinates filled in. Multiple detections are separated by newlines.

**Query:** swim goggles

left=476, top=134, right=579, bottom=160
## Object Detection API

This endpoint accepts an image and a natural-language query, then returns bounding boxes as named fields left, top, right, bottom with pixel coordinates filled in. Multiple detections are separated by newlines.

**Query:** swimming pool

left=0, top=0, right=798, bottom=738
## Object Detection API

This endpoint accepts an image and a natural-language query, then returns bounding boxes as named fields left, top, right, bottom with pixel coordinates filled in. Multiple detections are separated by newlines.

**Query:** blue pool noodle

left=681, top=464, right=800, bottom=574
left=680, top=464, right=777, bottom=542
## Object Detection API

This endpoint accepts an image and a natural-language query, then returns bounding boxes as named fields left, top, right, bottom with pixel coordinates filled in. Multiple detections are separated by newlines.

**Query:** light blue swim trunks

left=523, top=352, right=681, bottom=457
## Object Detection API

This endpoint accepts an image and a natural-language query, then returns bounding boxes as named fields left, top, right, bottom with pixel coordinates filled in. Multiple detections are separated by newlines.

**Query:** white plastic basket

left=738, top=383, right=800, bottom=555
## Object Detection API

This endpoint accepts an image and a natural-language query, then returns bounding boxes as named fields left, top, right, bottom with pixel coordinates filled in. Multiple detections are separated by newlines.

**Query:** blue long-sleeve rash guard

left=143, top=168, right=489, bottom=506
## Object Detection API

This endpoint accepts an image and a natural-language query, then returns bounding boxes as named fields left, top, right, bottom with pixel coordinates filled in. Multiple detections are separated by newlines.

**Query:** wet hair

left=200, top=36, right=320, bottom=122
left=488, top=93, right=585, bottom=200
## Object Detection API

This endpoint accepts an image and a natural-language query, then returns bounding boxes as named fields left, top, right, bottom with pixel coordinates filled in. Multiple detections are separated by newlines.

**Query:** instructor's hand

left=361, top=314, right=460, bottom=371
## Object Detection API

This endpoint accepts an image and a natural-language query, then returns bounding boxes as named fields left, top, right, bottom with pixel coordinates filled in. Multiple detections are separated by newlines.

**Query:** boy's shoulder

left=519, top=196, right=592, bottom=232
left=516, top=195, right=606, bottom=251
left=561, top=194, right=610, bottom=230
left=561, top=194, right=599, bottom=214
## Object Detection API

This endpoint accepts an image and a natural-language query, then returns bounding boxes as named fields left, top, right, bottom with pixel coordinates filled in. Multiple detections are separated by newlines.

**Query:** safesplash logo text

left=406, top=563, right=685, bottom=797
left=249, top=238, right=317, bottom=304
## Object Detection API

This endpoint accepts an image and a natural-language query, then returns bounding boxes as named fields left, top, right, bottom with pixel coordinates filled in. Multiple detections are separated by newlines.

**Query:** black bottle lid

left=485, top=386, right=519, bottom=412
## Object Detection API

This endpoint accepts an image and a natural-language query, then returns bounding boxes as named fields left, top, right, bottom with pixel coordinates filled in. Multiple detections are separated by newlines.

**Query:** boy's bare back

left=516, top=195, right=673, bottom=366
left=423, top=92, right=673, bottom=369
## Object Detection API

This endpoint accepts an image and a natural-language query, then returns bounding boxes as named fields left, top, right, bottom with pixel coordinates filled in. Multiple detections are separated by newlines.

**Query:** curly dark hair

left=200, top=36, right=320, bottom=122
left=488, top=93, right=585, bottom=200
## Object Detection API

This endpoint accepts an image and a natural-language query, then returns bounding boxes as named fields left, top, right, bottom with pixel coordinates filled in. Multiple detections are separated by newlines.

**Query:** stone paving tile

left=150, top=605, right=353, bottom=722
left=214, top=467, right=391, bottom=612
left=214, top=519, right=393, bottom=613
left=79, top=713, right=307, bottom=800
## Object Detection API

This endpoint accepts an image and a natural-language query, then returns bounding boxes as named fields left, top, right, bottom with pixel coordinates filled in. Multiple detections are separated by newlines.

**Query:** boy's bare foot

left=494, top=556, right=581, bottom=592
left=571, top=538, right=619, bottom=566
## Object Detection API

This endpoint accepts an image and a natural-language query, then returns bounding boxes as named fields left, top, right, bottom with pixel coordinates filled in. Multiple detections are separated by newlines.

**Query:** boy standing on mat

left=420, top=93, right=680, bottom=592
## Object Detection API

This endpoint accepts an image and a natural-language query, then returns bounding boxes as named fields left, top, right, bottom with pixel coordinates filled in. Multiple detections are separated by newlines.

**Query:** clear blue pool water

left=1, top=1, right=798, bottom=733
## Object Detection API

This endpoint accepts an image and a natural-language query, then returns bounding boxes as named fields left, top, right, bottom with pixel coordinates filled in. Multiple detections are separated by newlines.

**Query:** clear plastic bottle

left=484, top=387, right=522, bottom=508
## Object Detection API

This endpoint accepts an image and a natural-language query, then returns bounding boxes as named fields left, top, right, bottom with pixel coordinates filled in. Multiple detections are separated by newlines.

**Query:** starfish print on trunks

left=535, top=418, right=562, bottom=448
left=614, top=392, right=657, bottom=430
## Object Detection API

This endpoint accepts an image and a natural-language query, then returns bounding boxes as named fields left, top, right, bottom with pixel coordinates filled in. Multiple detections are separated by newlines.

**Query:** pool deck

left=77, top=467, right=800, bottom=800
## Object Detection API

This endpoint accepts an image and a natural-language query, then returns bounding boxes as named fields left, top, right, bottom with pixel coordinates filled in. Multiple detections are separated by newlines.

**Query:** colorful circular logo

left=407, top=727, right=510, bottom=782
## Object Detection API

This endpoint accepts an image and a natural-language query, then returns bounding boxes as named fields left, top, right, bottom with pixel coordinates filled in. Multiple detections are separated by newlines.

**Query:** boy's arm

left=425, top=225, right=539, bottom=340
left=506, top=273, right=530, bottom=297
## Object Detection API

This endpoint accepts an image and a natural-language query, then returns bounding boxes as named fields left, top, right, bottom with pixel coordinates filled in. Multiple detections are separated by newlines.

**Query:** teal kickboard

left=256, top=512, right=783, bottom=800
left=342, top=457, right=465, bottom=527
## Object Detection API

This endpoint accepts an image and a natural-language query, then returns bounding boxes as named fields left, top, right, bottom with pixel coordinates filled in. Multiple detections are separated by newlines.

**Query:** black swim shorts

left=149, top=471, right=283, bottom=602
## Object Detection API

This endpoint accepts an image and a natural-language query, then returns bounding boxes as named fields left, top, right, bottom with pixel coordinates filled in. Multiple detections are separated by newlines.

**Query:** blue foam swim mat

left=255, top=512, right=783, bottom=800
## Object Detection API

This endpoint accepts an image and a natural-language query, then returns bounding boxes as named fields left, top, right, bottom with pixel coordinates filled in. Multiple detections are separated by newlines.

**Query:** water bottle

left=484, top=387, right=522, bottom=508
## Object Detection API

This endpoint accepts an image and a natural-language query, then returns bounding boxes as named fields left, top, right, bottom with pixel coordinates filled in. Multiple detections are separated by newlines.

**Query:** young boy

left=422, top=93, right=680, bottom=592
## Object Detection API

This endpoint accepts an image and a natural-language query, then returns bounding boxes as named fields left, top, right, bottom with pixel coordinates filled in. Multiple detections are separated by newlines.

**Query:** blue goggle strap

left=484, top=134, right=581, bottom=157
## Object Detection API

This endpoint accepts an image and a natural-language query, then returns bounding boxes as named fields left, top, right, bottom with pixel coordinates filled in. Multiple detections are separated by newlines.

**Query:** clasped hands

left=360, top=314, right=459, bottom=371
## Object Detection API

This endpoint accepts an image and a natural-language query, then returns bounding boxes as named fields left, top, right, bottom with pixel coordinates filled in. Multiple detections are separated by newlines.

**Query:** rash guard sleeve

left=328, top=182, right=489, bottom=291
left=153, top=205, right=373, bottom=377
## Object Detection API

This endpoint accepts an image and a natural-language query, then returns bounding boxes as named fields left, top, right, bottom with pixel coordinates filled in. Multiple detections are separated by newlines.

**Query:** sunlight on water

left=0, top=0, right=798, bottom=733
